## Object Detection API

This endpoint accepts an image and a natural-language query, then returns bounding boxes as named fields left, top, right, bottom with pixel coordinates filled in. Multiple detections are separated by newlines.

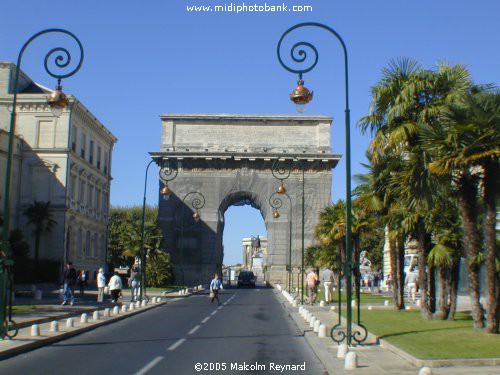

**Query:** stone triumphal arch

left=151, top=114, right=339, bottom=285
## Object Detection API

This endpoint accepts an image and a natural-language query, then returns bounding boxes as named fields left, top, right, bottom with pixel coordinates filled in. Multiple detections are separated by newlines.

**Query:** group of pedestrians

left=60, top=262, right=134, bottom=306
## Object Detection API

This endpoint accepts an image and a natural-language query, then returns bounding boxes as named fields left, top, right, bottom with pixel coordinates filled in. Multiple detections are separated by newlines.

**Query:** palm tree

left=23, top=201, right=56, bottom=276
left=424, top=88, right=500, bottom=332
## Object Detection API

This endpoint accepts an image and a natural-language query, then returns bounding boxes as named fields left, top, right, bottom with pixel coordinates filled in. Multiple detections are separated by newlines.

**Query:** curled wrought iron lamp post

left=0, top=29, right=84, bottom=339
left=277, top=22, right=367, bottom=345
left=269, top=192, right=292, bottom=292
left=271, top=157, right=305, bottom=304
left=175, top=191, right=205, bottom=285
left=138, top=158, right=178, bottom=302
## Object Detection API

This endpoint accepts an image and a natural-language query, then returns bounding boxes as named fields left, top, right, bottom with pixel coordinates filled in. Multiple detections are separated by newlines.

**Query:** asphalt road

left=0, top=287, right=327, bottom=375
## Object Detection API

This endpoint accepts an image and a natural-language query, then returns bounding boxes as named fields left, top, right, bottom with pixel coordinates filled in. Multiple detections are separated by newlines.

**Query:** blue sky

left=1, top=1, right=499, bottom=264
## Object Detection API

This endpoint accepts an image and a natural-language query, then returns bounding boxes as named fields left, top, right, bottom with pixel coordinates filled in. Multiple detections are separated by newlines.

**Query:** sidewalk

left=276, top=288, right=500, bottom=375
left=1, top=286, right=200, bottom=360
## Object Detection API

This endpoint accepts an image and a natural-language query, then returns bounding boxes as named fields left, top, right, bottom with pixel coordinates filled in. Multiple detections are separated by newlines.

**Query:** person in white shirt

left=405, top=266, right=419, bottom=303
left=97, top=268, right=106, bottom=302
left=108, top=271, right=123, bottom=303
left=322, top=268, right=334, bottom=303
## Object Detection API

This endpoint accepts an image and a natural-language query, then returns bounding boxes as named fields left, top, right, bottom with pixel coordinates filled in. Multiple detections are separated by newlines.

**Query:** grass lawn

left=12, top=305, right=36, bottom=315
left=142, top=286, right=186, bottom=293
left=314, top=288, right=388, bottom=304
left=359, top=309, right=500, bottom=359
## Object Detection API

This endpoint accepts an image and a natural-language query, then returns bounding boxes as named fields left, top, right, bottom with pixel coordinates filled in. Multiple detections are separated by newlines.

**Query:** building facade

left=0, top=62, right=117, bottom=282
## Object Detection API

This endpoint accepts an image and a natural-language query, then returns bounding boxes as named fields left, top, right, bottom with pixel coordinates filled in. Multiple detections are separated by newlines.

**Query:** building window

left=95, top=188, right=100, bottom=211
left=89, top=140, right=94, bottom=165
left=77, top=228, right=83, bottom=258
left=103, top=151, right=108, bottom=175
left=70, top=176, right=76, bottom=200
left=79, top=180, right=85, bottom=203
left=71, top=127, right=78, bottom=152
left=88, top=185, right=94, bottom=208
left=85, top=231, right=91, bottom=256
left=97, top=146, right=102, bottom=170
left=80, top=133, right=86, bottom=159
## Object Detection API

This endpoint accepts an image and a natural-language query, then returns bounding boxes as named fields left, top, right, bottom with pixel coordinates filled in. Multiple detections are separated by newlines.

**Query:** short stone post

left=121, top=305, right=127, bottom=313
left=129, top=303, right=135, bottom=311
left=292, top=300, right=297, bottom=307
left=337, top=343, right=348, bottom=359
left=135, top=301, right=141, bottom=309
left=80, top=313, right=88, bottom=323
left=318, top=324, right=326, bottom=338
left=313, top=320, right=320, bottom=332
left=66, top=318, right=74, bottom=328
left=113, top=306, right=119, bottom=315
left=103, top=308, right=110, bottom=317
left=93, top=311, right=100, bottom=321
left=384, top=300, right=389, bottom=306
left=50, top=321, right=59, bottom=332
left=419, top=367, right=433, bottom=375
left=306, top=312, right=312, bottom=323
left=34, top=290, right=43, bottom=300
left=309, top=316, right=317, bottom=328
left=344, top=352, right=357, bottom=370
left=299, top=306, right=304, bottom=314
left=319, top=300, right=325, bottom=307
left=141, top=300, right=147, bottom=307
left=368, top=305, right=373, bottom=310
left=31, top=324, right=40, bottom=337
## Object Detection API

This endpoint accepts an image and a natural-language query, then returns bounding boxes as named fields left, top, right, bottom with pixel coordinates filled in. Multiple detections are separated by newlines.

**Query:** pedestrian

left=405, top=266, right=419, bottom=303
left=306, top=268, right=319, bottom=305
left=61, top=262, right=77, bottom=306
left=97, top=268, right=106, bottom=302
left=77, top=269, right=87, bottom=295
left=322, top=267, right=334, bottom=303
left=209, top=272, right=223, bottom=305
left=108, top=271, right=123, bottom=303
left=128, top=266, right=139, bottom=302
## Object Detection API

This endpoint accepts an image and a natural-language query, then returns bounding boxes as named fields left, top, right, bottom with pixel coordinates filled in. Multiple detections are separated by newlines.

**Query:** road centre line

left=217, top=306, right=223, bottom=310
left=134, top=356, right=164, bottom=375
left=201, top=316, right=211, bottom=323
left=211, top=310, right=218, bottom=316
left=167, top=338, right=186, bottom=351
left=188, top=325, right=201, bottom=335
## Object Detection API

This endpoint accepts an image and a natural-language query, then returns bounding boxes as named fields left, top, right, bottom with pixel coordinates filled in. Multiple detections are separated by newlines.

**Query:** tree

left=23, top=201, right=56, bottom=276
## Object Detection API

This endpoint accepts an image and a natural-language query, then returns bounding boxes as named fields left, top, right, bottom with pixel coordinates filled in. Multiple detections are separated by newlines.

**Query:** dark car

left=237, top=271, right=256, bottom=288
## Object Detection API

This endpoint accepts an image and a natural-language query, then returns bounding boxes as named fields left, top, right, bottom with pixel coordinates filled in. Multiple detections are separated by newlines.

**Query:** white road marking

left=167, top=338, right=186, bottom=351
left=211, top=310, right=218, bottom=316
left=201, top=316, right=211, bottom=323
left=217, top=306, right=223, bottom=310
left=134, top=356, right=164, bottom=375
left=188, top=325, right=201, bottom=335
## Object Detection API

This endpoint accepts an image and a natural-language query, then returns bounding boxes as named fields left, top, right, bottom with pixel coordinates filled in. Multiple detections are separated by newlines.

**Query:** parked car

left=237, top=271, right=256, bottom=288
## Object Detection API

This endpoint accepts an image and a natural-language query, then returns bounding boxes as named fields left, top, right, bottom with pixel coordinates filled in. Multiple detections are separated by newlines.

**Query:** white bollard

left=31, top=324, right=40, bottom=337
left=104, top=308, right=110, bottom=317
left=93, top=311, right=100, bottom=321
left=351, top=300, right=357, bottom=308
left=50, top=321, right=59, bottom=332
left=337, top=343, right=349, bottom=359
left=34, top=290, right=43, bottom=300
left=141, top=300, right=147, bottom=307
left=368, top=305, right=373, bottom=310
left=310, top=316, right=317, bottom=328
left=318, top=324, right=326, bottom=337
left=406, top=306, right=412, bottom=310
left=419, top=367, right=433, bottom=375
left=331, top=306, right=336, bottom=311
left=129, top=303, right=135, bottom=311
left=121, top=305, right=128, bottom=313
left=292, top=300, right=297, bottom=307
left=416, top=299, right=421, bottom=307
left=313, top=320, right=320, bottom=332
left=66, top=318, right=74, bottom=328
left=344, top=352, right=358, bottom=370
left=306, top=312, right=312, bottom=323
left=135, top=301, right=141, bottom=308
left=299, top=306, right=304, bottom=314
left=384, top=300, right=389, bottom=306
left=319, top=300, right=325, bottom=307
left=80, top=313, right=88, bottom=323
left=113, top=306, right=120, bottom=315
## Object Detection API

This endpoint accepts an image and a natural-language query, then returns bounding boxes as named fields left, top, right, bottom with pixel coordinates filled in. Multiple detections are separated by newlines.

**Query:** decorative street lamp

left=277, top=22, right=367, bottom=345
left=269, top=191, right=292, bottom=292
left=1, top=29, right=84, bottom=339
left=175, top=191, right=205, bottom=285
left=138, top=158, right=177, bottom=302
left=271, top=157, right=305, bottom=304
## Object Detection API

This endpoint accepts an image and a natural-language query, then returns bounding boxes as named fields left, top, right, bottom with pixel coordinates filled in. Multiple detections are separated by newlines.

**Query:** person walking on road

left=97, top=267, right=106, bottom=302
left=61, top=262, right=77, bottom=306
left=322, top=268, right=334, bottom=303
left=209, top=273, right=223, bottom=305
left=108, top=271, right=123, bottom=303
left=306, top=268, right=319, bottom=305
